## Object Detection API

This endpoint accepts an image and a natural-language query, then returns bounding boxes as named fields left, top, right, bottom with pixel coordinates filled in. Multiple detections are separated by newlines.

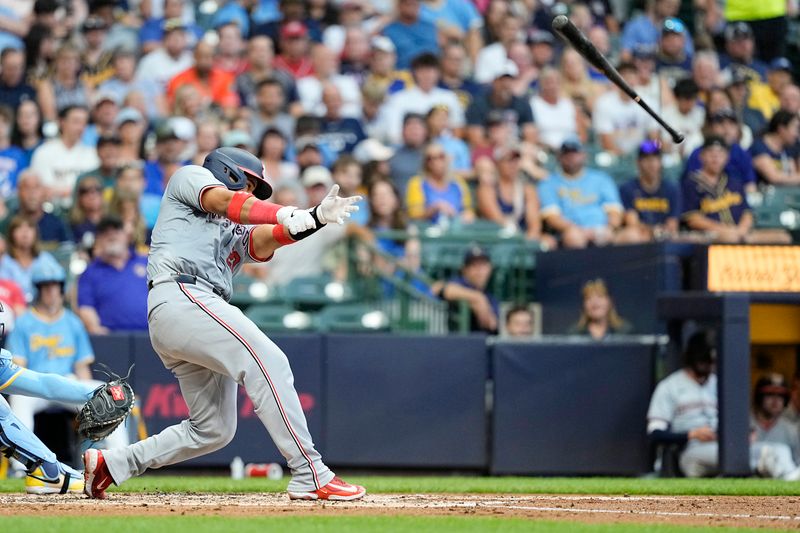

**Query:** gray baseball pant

left=102, top=281, right=334, bottom=492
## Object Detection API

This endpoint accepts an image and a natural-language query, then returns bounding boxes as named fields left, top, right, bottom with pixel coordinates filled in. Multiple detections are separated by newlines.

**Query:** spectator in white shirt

left=134, top=19, right=194, bottom=93
left=661, top=78, right=705, bottom=157
left=382, top=52, right=464, bottom=145
left=593, top=61, right=658, bottom=156
left=530, top=67, right=580, bottom=152
left=474, top=13, right=522, bottom=84
left=29, top=105, right=99, bottom=206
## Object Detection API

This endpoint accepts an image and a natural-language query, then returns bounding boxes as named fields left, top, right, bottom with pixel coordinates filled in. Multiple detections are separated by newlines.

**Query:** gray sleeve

left=167, top=165, right=225, bottom=212
left=647, top=381, right=674, bottom=428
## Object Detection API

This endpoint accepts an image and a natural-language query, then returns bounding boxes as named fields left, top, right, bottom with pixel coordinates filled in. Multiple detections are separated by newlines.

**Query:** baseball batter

left=84, top=147, right=365, bottom=501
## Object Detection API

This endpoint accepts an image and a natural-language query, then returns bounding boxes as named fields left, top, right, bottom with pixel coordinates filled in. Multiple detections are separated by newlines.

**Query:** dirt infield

left=2, top=493, right=800, bottom=528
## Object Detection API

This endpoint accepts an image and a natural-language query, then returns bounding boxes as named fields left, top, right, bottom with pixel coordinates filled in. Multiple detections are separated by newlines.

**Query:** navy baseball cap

left=702, top=135, right=729, bottom=151
left=463, top=245, right=491, bottom=266
left=632, top=44, right=657, bottom=60
left=560, top=136, right=584, bottom=153
left=724, top=21, right=753, bottom=41
left=769, top=57, right=793, bottom=72
left=709, top=108, right=738, bottom=123
left=638, top=139, right=661, bottom=158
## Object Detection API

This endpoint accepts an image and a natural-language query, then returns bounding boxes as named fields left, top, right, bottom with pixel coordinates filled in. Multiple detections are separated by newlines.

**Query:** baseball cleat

left=83, top=449, right=113, bottom=499
left=25, top=465, right=84, bottom=495
left=288, top=476, right=366, bottom=501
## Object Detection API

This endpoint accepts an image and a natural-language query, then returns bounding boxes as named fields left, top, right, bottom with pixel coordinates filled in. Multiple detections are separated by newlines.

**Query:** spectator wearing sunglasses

left=619, top=141, right=680, bottom=241
left=69, top=175, right=107, bottom=248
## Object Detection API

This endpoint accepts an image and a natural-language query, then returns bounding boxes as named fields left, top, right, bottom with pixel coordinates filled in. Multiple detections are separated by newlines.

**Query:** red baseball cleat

left=83, top=449, right=114, bottom=499
left=288, top=476, right=366, bottom=501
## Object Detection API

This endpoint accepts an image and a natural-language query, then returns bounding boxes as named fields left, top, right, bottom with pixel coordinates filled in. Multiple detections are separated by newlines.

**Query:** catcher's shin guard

left=0, top=400, right=57, bottom=472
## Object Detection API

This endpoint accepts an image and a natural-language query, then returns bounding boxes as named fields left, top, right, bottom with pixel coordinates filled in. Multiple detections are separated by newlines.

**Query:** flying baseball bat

left=551, top=15, right=685, bottom=144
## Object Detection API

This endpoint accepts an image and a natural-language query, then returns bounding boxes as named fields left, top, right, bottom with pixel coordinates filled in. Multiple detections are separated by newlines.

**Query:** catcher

left=0, top=302, right=134, bottom=494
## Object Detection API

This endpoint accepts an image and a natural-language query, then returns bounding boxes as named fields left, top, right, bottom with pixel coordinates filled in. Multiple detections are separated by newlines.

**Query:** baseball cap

left=637, top=139, right=661, bottom=158
left=162, top=18, right=187, bottom=33
left=527, top=29, right=555, bottom=46
left=222, top=129, right=254, bottom=148
left=295, top=135, right=320, bottom=153
left=96, top=133, right=121, bottom=148
left=155, top=122, right=180, bottom=142
left=82, top=16, right=109, bottom=32
left=167, top=116, right=196, bottom=141
left=726, top=68, right=751, bottom=86
left=560, top=136, right=584, bottom=153
left=92, top=90, right=120, bottom=107
left=769, top=57, right=793, bottom=73
left=463, top=245, right=491, bottom=266
left=370, top=35, right=396, bottom=54
left=724, top=21, right=752, bottom=41
left=709, top=108, right=738, bottom=123
left=115, top=106, right=144, bottom=127
left=301, top=165, right=334, bottom=188
left=632, top=44, right=657, bottom=60
left=486, top=110, right=505, bottom=127
left=352, top=138, right=395, bottom=164
left=661, top=17, right=686, bottom=35
left=281, top=21, right=308, bottom=39
left=702, top=135, right=729, bottom=151
left=493, top=143, right=521, bottom=161
left=494, top=59, right=519, bottom=80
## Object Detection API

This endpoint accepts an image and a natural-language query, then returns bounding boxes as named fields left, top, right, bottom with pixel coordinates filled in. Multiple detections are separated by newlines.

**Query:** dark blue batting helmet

left=202, top=147, right=273, bottom=200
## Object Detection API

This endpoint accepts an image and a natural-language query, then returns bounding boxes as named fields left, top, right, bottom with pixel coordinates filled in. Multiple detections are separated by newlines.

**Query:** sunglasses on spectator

left=78, top=186, right=103, bottom=195
left=426, top=153, right=446, bottom=161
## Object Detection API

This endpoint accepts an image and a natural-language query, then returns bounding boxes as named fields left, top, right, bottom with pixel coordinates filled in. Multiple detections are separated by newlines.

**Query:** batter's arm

left=248, top=224, right=289, bottom=261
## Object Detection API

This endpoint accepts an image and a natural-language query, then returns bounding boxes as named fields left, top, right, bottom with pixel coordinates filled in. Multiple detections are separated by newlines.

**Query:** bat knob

left=552, top=15, right=569, bottom=30
left=672, top=132, right=685, bottom=144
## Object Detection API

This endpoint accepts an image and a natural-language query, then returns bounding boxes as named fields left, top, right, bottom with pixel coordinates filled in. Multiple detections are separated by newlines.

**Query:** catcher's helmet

left=202, top=147, right=273, bottom=200
left=753, top=373, right=791, bottom=408
left=0, top=300, right=14, bottom=341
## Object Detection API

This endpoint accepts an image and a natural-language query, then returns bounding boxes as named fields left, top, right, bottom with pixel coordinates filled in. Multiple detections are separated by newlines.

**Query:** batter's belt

left=147, top=273, right=225, bottom=297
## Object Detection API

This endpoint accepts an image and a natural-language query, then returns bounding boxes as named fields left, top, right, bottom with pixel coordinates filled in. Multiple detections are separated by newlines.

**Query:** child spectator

left=504, top=305, right=535, bottom=338
left=568, top=279, right=631, bottom=339
left=406, top=142, right=474, bottom=224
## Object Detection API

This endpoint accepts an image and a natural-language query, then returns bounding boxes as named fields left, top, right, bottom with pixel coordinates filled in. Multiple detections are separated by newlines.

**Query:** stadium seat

left=245, top=304, right=316, bottom=333
left=317, top=303, right=389, bottom=332
left=283, top=276, right=354, bottom=309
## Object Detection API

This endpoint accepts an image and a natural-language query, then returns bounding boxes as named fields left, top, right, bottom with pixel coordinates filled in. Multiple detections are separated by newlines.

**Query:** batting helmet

left=754, top=373, right=791, bottom=408
left=202, top=147, right=273, bottom=200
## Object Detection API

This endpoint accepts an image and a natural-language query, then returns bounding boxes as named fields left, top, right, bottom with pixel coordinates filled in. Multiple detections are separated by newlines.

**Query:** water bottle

left=245, top=462, right=284, bottom=480
left=230, top=456, right=244, bottom=480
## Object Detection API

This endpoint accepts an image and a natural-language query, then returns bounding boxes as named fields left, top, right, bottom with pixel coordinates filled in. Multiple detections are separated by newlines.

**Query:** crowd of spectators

left=0, top=0, right=795, bottom=336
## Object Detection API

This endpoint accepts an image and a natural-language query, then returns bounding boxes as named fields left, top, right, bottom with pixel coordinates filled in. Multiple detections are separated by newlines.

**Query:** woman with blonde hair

left=37, top=43, right=91, bottom=122
left=569, top=279, right=632, bottom=340
left=405, top=142, right=475, bottom=224
left=559, top=48, right=605, bottom=116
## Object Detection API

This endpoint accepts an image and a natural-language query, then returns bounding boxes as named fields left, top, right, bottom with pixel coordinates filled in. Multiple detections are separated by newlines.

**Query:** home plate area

left=2, top=492, right=799, bottom=528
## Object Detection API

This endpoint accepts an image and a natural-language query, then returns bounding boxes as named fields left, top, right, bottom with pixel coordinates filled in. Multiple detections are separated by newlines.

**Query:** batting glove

left=277, top=206, right=317, bottom=234
left=317, top=185, right=361, bottom=225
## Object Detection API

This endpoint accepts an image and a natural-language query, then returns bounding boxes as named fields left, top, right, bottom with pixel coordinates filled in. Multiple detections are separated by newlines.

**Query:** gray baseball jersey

left=103, top=164, right=334, bottom=493
left=647, top=370, right=718, bottom=434
left=752, top=415, right=800, bottom=463
left=147, top=165, right=262, bottom=300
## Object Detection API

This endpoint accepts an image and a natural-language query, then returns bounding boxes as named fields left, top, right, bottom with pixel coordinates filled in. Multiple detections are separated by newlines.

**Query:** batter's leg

left=170, top=283, right=333, bottom=492
left=103, top=359, right=237, bottom=484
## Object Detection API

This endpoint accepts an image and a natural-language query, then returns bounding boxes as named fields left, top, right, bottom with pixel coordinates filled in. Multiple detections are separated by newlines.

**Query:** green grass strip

left=2, top=475, right=800, bottom=496
left=0, top=516, right=792, bottom=533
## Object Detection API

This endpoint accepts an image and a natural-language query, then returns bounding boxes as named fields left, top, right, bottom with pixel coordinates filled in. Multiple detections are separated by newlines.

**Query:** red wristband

left=247, top=199, right=282, bottom=224
left=272, top=224, right=296, bottom=245
left=226, top=191, right=252, bottom=223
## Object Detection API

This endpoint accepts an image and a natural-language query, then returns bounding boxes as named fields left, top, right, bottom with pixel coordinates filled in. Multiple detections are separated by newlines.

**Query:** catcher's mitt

left=77, top=364, right=135, bottom=441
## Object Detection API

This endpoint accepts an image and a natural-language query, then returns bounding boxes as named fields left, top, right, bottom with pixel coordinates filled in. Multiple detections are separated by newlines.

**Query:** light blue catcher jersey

left=6, top=309, right=94, bottom=376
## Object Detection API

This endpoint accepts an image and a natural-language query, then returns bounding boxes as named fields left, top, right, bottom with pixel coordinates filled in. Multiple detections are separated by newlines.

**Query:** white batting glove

left=276, top=205, right=316, bottom=234
left=317, top=184, right=361, bottom=225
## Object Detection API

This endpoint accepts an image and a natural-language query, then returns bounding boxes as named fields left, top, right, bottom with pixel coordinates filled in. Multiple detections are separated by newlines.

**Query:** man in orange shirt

left=166, top=40, right=239, bottom=115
